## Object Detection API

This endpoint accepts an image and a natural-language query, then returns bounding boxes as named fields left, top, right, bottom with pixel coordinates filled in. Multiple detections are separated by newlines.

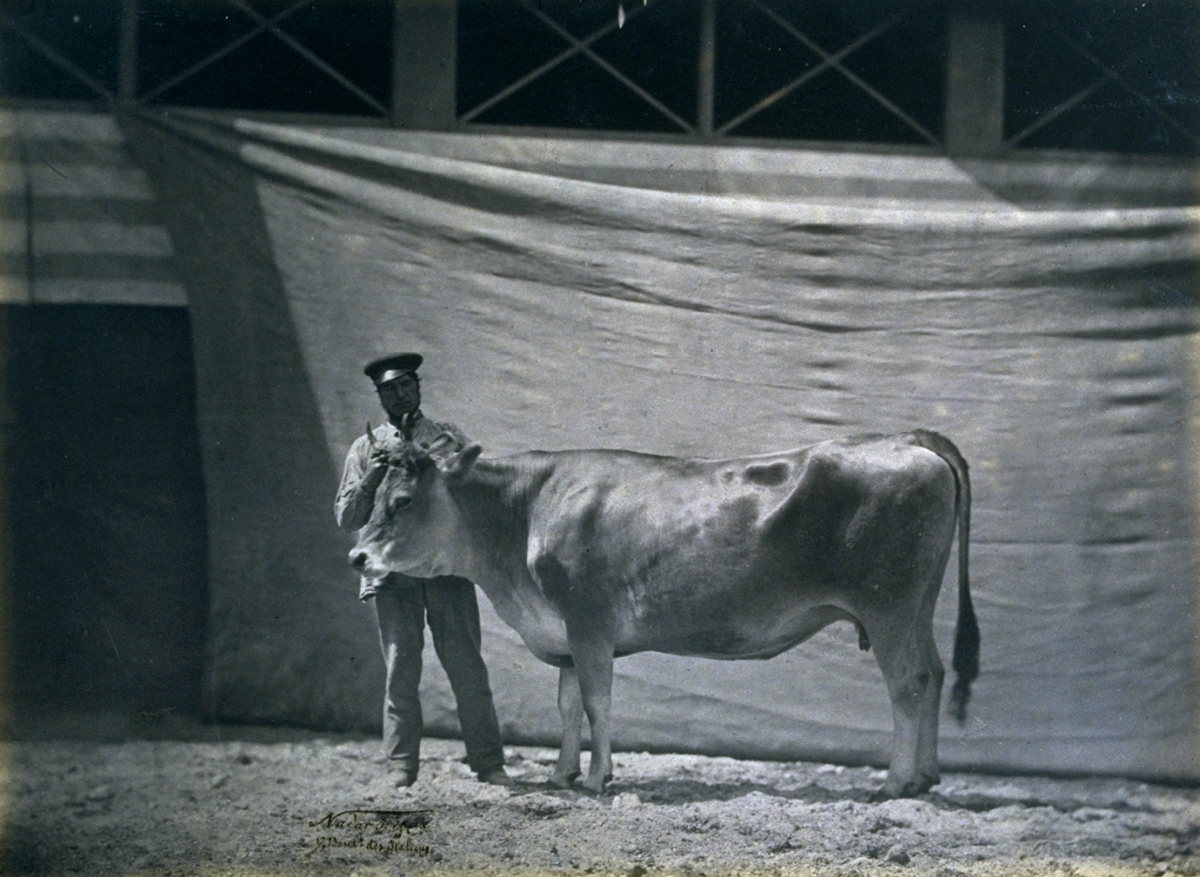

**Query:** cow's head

left=349, top=434, right=483, bottom=579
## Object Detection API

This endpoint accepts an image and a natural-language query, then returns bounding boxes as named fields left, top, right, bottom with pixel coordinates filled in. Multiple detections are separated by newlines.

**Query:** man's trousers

left=372, top=575, right=506, bottom=778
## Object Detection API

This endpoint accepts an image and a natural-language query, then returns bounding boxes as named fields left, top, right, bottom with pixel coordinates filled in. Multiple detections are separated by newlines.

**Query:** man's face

left=376, top=373, right=420, bottom=419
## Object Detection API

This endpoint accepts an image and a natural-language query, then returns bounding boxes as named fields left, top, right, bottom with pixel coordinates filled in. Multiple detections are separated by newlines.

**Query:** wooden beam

left=119, top=0, right=138, bottom=102
left=944, top=0, right=1005, bottom=156
left=697, top=0, right=715, bottom=138
left=392, top=0, right=457, bottom=130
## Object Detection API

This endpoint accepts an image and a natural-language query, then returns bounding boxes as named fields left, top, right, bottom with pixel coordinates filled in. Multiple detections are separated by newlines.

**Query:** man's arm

left=334, top=435, right=388, bottom=531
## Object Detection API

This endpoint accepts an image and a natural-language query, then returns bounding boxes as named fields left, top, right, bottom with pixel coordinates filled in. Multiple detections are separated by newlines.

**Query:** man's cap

left=364, top=352, right=423, bottom=386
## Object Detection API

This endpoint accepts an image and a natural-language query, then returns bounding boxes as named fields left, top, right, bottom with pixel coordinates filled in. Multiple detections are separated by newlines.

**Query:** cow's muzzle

left=349, top=550, right=370, bottom=572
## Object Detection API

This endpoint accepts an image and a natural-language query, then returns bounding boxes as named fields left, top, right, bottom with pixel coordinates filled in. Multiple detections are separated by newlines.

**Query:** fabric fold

left=126, top=107, right=1200, bottom=781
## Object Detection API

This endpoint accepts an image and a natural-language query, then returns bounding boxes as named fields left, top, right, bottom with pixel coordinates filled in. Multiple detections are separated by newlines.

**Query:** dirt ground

left=6, top=716, right=1200, bottom=877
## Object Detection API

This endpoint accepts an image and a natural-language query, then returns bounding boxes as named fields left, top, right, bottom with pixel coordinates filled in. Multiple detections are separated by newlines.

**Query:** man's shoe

left=478, top=767, right=514, bottom=787
left=387, top=767, right=417, bottom=788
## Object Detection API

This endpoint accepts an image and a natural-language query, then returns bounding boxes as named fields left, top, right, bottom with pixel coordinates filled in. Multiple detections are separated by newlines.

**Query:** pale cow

left=349, top=429, right=978, bottom=798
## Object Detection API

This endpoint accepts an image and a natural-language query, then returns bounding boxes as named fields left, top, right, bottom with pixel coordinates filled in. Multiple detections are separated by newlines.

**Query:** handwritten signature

left=304, top=809, right=433, bottom=859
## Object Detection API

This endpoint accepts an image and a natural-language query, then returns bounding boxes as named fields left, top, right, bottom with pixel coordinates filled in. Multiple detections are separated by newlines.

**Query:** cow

left=349, top=429, right=978, bottom=799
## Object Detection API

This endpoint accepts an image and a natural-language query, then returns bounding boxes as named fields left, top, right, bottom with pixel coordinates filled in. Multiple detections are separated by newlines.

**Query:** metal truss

left=1007, top=5, right=1199, bottom=151
left=1, top=7, right=119, bottom=105
left=722, top=0, right=933, bottom=141
left=458, top=0, right=935, bottom=144
left=0, top=0, right=388, bottom=115
left=460, top=0, right=690, bottom=130
left=2, top=0, right=1195, bottom=156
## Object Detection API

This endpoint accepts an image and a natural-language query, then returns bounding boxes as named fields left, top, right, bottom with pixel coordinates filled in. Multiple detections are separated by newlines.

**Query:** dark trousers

left=373, top=575, right=505, bottom=777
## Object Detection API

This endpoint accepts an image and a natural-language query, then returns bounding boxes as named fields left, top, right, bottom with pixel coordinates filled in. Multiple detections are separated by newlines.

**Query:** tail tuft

left=949, top=601, right=980, bottom=724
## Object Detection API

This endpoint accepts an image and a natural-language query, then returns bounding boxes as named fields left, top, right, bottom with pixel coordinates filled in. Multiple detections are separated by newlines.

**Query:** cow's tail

left=911, top=429, right=979, bottom=725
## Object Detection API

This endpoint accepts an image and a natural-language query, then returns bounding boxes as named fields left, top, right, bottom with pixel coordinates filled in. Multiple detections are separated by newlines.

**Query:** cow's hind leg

left=902, top=530, right=956, bottom=793
left=913, top=569, right=949, bottom=789
left=863, top=608, right=944, bottom=799
left=862, top=467, right=957, bottom=799
left=552, top=666, right=583, bottom=788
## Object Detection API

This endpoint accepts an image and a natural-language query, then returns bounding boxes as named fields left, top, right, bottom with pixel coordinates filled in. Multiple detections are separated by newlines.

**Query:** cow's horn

left=366, top=422, right=375, bottom=446
left=427, top=433, right=456, bottom=454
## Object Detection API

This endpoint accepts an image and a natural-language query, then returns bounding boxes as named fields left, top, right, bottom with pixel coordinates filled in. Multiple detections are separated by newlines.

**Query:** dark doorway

left=4, top=304, right=208, bottom=724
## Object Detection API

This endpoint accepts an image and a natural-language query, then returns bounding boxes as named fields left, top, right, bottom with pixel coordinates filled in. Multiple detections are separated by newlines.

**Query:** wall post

left=118, top=0, right=138, bottom=102
left=392, top=0, right=458, bottom=129
left=944, top=0, right=1005, bottom=156
left=697, top=0, right=715, bottom=138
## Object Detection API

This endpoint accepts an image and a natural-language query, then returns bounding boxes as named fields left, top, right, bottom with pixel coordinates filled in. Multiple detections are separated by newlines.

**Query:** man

left=335, top=352, right=512, bottom=788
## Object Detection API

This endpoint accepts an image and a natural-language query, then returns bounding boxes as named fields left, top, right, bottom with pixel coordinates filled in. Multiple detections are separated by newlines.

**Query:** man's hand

left=368, top=441, right=392, bottom=467
left=361, top=445, right=390, bottom=493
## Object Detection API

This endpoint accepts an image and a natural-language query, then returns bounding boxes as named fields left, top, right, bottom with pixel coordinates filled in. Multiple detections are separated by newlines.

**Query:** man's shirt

left=335, top=411, right=470, bottom=599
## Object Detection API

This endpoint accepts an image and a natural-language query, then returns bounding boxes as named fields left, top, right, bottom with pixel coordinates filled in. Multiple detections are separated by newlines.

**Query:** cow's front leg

left=552, top=665, right=583, bottom=788
left=571, top=643, right=615, bottom=794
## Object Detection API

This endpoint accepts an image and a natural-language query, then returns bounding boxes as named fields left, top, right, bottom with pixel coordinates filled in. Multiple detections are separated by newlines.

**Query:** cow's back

left=517, top=436, right=956, bottom=659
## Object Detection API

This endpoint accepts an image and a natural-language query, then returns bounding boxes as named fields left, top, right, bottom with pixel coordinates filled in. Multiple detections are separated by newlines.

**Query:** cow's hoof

left=550, top=771, right=580, bottom=790
left=873, top=774, right=938, bottom=801
left=577, top=775, right=609, bottom=795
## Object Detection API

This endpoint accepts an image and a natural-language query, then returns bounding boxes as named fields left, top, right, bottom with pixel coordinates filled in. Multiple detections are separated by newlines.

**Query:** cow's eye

left=390, top=459, right=417, bottom=478
left=387, top=496, right=413, bottom=515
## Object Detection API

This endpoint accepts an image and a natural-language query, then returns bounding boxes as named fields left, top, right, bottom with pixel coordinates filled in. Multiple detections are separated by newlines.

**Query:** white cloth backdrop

left=126, top=110, right=1200, bottom=781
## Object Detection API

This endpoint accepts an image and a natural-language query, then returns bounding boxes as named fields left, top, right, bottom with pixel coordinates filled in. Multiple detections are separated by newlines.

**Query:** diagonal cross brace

left=139, top=0, right=314, bottom=104
left=0, top=10, right=116, bottom=104
left=723, top=0, right=937, bottom=144
left=140, top=0, right=386, bottom=114
left=1009, top=9, right=1200, bottom=149
left=224, top=0, right=388, bottom=115
left=461, top=0, right=694, bottom=134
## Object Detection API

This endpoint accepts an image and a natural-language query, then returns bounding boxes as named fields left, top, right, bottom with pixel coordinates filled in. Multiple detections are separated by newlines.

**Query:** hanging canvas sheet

left=124, top=109, right=1200, bottom=781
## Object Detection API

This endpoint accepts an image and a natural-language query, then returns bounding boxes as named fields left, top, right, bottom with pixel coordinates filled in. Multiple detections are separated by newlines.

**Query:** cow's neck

left=444, top=454, right=551, bottom=595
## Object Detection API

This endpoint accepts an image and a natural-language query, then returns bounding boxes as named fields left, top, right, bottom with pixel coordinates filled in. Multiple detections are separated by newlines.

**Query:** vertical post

left=118, top=0, right=138, bottom=102
left=392, top=0, right=458, bottom=130
left=944, top=0, right=1005, bottom=156
left=697, top=0, right=715, bottom=138
left=16, top=137, right=34, bottom=305
left=0, top=304, right=11, bottom=736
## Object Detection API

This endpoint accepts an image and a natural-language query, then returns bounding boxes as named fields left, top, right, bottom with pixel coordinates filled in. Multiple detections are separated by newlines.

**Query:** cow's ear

left=442, top=443, right=483, bottom=479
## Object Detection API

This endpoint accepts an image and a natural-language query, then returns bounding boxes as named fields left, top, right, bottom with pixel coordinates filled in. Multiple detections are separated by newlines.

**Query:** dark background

left=4, top=306, right=207, bottom=717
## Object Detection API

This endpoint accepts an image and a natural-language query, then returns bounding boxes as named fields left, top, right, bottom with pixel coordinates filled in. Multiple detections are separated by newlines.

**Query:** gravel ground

left=5, top=723, right=1200, bottom=877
